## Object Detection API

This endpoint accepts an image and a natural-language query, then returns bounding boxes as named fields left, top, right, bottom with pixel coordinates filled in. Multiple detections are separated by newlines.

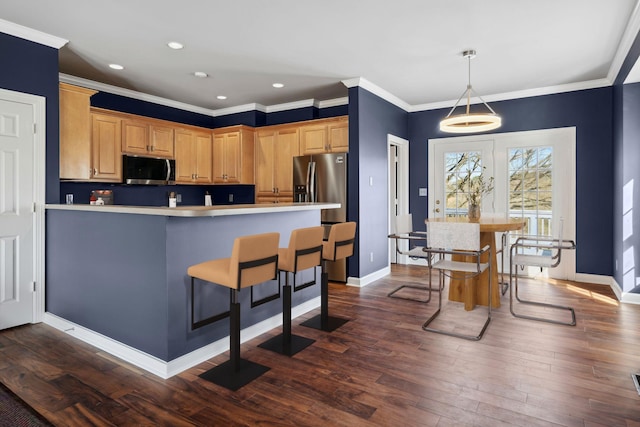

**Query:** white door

left=0, top=93, right=40, bottom=329
left=429, top=128, right=576, bottom=280
left=388, top=135, right=409, bottom=265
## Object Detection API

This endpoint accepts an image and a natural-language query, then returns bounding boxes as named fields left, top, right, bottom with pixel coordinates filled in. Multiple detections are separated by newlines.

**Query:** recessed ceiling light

left=217, top=95, right=227, bottom=100
left=167, top=41, right=184, bottom=50
left=109, top=64, right=124, bottom=70
left=194, top=71, right=208, bottom=78
left=272, top=83, right=284, bottom=88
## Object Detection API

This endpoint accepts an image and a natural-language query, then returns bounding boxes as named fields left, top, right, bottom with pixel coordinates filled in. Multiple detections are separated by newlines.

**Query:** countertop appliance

left=293, top=153, right=348, bottom=281
left=123, top=154, right=175, bottom=185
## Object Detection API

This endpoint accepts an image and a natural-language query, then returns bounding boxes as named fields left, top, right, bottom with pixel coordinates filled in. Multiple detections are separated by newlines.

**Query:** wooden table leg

left=447, top=231, right=502, bottom=311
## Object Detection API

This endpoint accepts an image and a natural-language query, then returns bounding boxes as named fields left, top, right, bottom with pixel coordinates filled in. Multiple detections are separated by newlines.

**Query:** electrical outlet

left=229, top=194, right=233, bottom=202
left=370, top=252, right=374, bottom=262
left=176, top=193, right=182, bottom=203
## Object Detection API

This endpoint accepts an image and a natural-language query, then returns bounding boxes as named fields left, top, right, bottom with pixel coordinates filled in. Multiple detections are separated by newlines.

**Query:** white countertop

left=45, top=202, right=340, bottom=217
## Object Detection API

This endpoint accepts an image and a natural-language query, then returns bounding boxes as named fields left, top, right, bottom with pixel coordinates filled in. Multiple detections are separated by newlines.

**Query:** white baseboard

left=347, top=266, right=390, bottom=287
left=43, top=296, right=320, bottom=379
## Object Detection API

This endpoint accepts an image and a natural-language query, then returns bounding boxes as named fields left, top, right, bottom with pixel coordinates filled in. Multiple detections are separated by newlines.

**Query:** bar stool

left=301, top=222, right=356, bottom=332
left=188, top=232, right=279, bottom=391
left=258, top=226, right=324, bottom=356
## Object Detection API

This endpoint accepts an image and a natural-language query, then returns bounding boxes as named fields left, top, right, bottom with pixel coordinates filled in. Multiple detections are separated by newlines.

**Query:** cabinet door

left=59, top=84, right=95, bottom=180
left=122, top=119, right=149, bottom=155
left=328, top=120, right=349, bottom=152
left=91, top=114, right=122, bottom=182
left=194, top=131, right=212, bottom=183
left=274, top=128, right=299, bottom=196
left=224, top=132, right=241, bottom=183
left=174, top=129, right=194, bottom=183
left=255, top=130, right=276, bottom=196
left=300, top=124, right=327, bottom=155
left=212, top=133, right=226, bottom=183
left=150, top=124, right=175, bottom=158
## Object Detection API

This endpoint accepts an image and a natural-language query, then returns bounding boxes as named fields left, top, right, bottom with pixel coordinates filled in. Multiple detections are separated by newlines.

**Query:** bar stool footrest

left=258, top=333, right=315, bottom=356
left=300, top=314, right=348, bottom=332
left=199, top=358, right=270, bottom=391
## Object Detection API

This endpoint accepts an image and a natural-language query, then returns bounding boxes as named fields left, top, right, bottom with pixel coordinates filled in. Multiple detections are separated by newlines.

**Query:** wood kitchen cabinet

left=122, top=118, right=175, bottom=158
left=175, top=127, right=212, bottom=184
left=255, top=126, right=299, bottom=203
left=212, top=125, right=255, bottom=184
left=299, top=116, right=348, bottom=155
left=90, top=112, right=122, bottom=182
left=59, top=83, right=97, bottom=180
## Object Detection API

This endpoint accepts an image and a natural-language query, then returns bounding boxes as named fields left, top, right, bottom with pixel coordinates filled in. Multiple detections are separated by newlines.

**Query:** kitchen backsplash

left=59, top=182, right=255, bottom=206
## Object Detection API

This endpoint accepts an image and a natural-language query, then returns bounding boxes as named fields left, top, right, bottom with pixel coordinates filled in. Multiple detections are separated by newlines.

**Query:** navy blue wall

left=0, top=32, right=60, bottom=203
left=617, top=83, right=640, bottom=293
left=91, top=92, right=214, bottom=128
left=408, top=88, right=614, bottom=276
left=349, top=87, right=409, bottom=277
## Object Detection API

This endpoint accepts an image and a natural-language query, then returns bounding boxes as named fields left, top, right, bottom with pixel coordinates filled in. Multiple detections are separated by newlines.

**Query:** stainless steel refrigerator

left=293, top=153, right=348, bottom=281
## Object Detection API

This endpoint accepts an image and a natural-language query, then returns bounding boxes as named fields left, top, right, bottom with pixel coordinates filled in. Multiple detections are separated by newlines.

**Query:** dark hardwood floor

left=1, top=264, right=640, bottom=426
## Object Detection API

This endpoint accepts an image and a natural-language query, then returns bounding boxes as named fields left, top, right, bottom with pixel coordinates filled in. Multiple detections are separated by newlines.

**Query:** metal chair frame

left=509, top=235, right=577, bottom=326
left=422, top=244, right=492, bottom=341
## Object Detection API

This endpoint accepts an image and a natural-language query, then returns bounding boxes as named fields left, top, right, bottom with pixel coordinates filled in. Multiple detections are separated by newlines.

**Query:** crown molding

left=611, top=0, right=640, bottom=83
left=342, top=77, right=412, bottom=112
left=60, top=73, right=346, bottom=118
left=59, top=73, right=216, bottom=116
left=409, top=78, right=611, bottom=112
left=318, top=97, right=349, bottom=108
left=0, top=18, right=68, bottom=49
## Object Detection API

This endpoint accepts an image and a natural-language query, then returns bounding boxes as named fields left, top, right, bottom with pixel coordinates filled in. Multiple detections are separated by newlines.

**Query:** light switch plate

left=419, top=188, right=427, bottom=196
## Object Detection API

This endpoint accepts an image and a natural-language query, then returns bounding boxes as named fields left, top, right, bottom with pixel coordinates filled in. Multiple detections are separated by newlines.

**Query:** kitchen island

left=45, top=203, right=339, bottom=378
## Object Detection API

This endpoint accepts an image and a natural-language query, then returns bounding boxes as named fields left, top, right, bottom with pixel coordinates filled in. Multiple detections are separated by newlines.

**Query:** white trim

left=0, top=88, right=46, bottom=324
left=346, top=267, right=390, bottom=288
left=59, top=73, right=346, bottom=118
left=318, top=97, right=349, bottom=109
left=622, top=291, right=640, bottom=305
left=387, top=135, right=410, bottom=265
left=0, top=18, right=68, bottom=49
left=342, top=75, right=612, bottom=114
left=412, top=79, right=611, bottom=113
left=266, top=99, right=316, bottom=113
left=43, top=296, right=320, bottom=379
left=342, top=77, right=412, bottom=112
left=613, top=0, right=640, bottom=83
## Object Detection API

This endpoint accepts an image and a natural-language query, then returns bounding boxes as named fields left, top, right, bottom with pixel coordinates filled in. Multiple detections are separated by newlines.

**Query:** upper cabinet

left=59, top=83, right=97, bottom=180
left=213, top=126, right=255, bottom=184
left=255, top=125, right=299, bottom=203
left=91, top=112, right=123, bottom=182
left=300, top=116, right=348, bottom=155
left=175, top=127, right=212, bottom=184
left=122, top=118, right=175, bottom=158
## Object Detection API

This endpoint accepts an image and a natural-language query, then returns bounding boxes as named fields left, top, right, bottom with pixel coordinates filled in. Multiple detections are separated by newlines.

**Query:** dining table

left=425, top=216, right=526, bottom=311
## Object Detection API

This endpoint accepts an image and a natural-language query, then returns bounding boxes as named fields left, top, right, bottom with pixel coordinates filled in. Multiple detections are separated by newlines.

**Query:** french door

left=428, top=128, right=576, bottom=279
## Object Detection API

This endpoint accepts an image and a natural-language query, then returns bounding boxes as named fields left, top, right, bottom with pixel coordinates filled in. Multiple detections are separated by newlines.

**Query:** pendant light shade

left=439, top=50, right=501, bottom=134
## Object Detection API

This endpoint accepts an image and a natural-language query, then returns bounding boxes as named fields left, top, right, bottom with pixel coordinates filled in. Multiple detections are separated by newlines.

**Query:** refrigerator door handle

left=309, top=161, right=316, bottom=202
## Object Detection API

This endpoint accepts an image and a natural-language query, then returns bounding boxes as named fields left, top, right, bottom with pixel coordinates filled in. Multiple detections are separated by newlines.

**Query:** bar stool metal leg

left=300, top=260, right=349, bottom=332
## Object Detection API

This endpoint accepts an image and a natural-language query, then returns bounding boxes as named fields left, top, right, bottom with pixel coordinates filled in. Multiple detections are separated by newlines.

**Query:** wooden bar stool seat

left=259, top=226, right=324, bottom=356
left=188, top=232, right=279, bottom=391
left=301, top=222, right=356, bottom=332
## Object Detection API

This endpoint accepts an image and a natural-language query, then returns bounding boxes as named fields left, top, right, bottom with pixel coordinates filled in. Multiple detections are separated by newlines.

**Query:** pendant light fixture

left=439, top=50, right=501, bottom=134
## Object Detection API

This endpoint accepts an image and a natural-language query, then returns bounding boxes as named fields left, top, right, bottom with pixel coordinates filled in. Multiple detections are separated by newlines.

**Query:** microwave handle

left=166, top=159, right=171, bottom=181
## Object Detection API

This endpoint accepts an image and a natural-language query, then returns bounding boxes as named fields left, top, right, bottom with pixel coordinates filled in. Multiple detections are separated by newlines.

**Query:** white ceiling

left=1, top=0, right=639, bottom=113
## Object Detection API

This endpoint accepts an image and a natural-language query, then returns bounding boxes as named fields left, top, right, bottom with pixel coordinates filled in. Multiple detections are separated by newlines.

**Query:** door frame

left=0, top=88, right=46, bottom=324
left=388, top=134, right=409, bottom=265
left=428, top=127, right=577, bottom=280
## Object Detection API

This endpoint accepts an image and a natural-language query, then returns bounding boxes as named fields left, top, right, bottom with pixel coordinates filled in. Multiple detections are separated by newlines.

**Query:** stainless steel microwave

left=122, top=155, right=175, bottom=185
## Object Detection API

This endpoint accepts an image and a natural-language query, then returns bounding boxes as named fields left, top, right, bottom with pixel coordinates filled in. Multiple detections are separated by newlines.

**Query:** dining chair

left=509, top=218, right=576, bottom=326
left=422, top=221, right=492, bottom=341
left=387, top=214, right=438, bottom=303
